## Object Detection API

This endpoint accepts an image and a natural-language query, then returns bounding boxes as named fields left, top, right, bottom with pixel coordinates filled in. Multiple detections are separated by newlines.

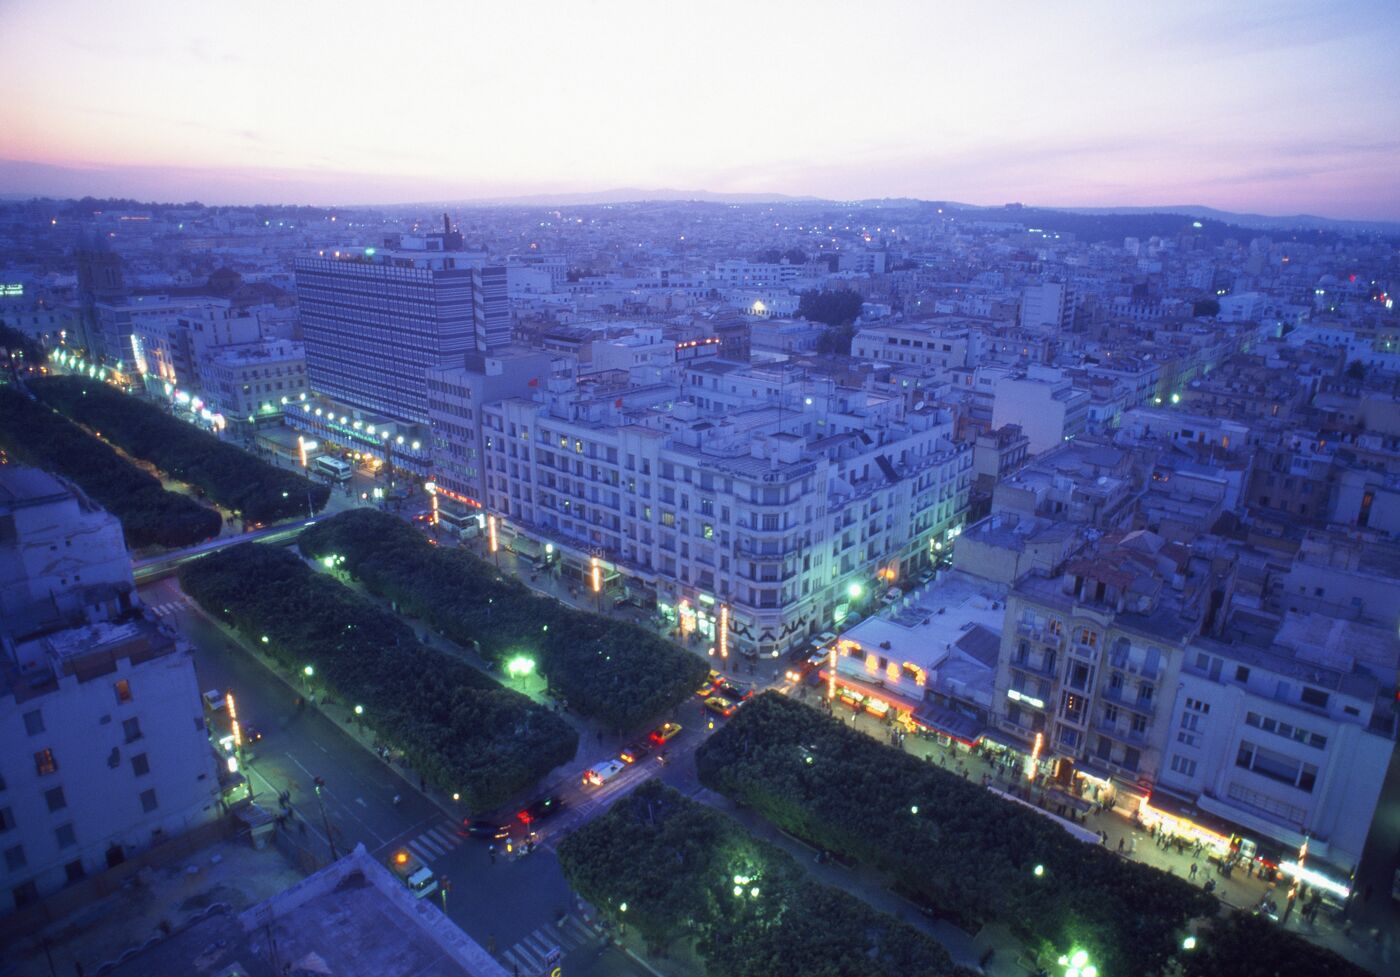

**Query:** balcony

left=1099, top=685, right=1156, bottom=715
left=1010, top=654, right=1057, bottom=680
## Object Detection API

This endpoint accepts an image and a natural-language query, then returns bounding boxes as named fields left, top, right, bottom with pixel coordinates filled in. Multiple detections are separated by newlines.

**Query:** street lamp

left=507, top=655, right=536, bottom=679
left=1057, top=949, right=1096, bottom=977
left=302, top=664, right=314, bottom=693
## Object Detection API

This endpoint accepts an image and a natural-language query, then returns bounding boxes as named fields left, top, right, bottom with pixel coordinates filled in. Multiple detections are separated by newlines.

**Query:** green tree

left=797, top=288, right=864, bottom=326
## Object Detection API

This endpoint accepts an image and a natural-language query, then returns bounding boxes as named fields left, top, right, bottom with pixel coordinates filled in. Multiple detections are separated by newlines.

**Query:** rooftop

left=103, top=845, right=506, bottom=977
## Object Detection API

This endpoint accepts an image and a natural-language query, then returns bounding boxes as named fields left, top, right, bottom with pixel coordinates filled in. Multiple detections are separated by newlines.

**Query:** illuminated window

left=34, top=749, right=57, bottom=777
left=114, top=679, right=132, bottom=704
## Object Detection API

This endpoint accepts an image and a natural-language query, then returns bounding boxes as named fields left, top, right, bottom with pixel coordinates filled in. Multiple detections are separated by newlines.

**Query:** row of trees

left=179, top=543, right=577, bottom=813
left=298, top=510, right=708, bottom=732
left=31, top=376, right=329, bottom=523
left=695, top=694, right=1368, bottom=977
left=696, top=694, right=1206, bottom=977
left=557, top=780, right=969, bottom=977
left=0, top=387, right=222, bottom=548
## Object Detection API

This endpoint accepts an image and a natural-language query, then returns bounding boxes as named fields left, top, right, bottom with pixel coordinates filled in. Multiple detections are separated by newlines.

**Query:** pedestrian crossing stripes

left=500, top=915, right=595, bottom=977
left=402, top=822, right=463, bottom=865
left=148, top=599, right=192, bottom=617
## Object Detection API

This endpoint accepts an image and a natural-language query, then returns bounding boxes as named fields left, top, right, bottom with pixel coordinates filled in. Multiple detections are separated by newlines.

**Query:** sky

left=2, top=0, right=1398, bottom=219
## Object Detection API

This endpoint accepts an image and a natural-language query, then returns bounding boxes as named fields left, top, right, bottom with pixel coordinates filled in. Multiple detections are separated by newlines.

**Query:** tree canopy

left=299, top=510, right=708, bottom=732
left=797, top=287, right=864, bottom=327
left=0, top=387, right=222, bottom=549
left=557, top=780, right=969, bottom=977
left=180, top=543, right=577, bottom=812
left=31, top=376, right=328, bottom=523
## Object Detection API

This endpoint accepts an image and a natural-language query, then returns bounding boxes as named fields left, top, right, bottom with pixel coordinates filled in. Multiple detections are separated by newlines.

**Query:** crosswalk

left=401, top=820, right=463, bottom=865
left=147, top=598, right=192, bottom=617
left=500, top=914, right=596, bottom=977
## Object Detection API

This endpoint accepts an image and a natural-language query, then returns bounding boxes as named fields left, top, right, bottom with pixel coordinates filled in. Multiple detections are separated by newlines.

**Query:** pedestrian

left=488, top=843, right=496, bottom=864
left=1190, top=862, right=1198, bottom=881
left=1117, top=837, right=1125, bottom=853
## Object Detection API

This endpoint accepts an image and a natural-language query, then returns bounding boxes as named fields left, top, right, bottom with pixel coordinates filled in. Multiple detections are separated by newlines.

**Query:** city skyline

left=3, top=0, right=1399, bottom=220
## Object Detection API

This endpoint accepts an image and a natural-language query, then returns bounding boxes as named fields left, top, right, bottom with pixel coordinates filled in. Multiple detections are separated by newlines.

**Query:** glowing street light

left=847, top=582, right=864, bottom=600
left=1182, top=936, right=1197, bottom=951
left=506, top=655, right=536, bottom=678
left=1033, top=864, right=1045, bottom=877
left=354, top=704, right=364, bottom=716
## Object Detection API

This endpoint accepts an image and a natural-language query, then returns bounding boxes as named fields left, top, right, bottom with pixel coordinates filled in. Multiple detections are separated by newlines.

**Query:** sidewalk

left=793, top=685, right=1394, bottom=974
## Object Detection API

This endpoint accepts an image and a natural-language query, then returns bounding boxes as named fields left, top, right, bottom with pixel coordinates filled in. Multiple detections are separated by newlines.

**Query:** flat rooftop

left=841, top=575, right=1005, bottom=676
left=103, top=845, right=506, bottom=977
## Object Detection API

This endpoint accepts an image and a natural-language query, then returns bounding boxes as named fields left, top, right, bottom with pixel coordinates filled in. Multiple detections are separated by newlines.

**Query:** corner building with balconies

left=458, top=358, right=972, bottom=657
left=993, top=530, right=1237, bottom=811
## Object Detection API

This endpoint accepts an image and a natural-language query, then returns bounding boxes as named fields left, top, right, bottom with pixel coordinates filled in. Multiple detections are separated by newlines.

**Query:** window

left=1185, top=697, right=1210, bottom=714
left=114, top=679, right=132, bottom=704
left=1170, top=755, right=1198, bottom=778
left=1130, top=714, right=1148, bottom=734
left=1177, top=730, right=1199, bottom=748
left=55, top=823, right=76, bottom=849
left=140, top=789, right=158, bottom=813
left=4, top=845, right=25, bottom=871
left=45, top=787, right=66, bottom=813
left=65, top=859, right=86, bottom=883
left=34, top=749, right=57, bottom=776
left=123, top=718, right=143, bottom=743
left=131, top=753, right=150, bottom=777
left=1235, top=665, right=1250, bottom=682
left=1300, top=687, right=1329, bottom=709
left=23, top=709, right=44, bottom=735
left=1122, top=748, right=1140, bottom=772
left=0, top=807, right=14, bottom=832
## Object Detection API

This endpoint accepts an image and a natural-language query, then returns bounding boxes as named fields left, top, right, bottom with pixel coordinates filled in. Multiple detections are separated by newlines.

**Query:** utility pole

left=313, top=775, right=338, bottom=860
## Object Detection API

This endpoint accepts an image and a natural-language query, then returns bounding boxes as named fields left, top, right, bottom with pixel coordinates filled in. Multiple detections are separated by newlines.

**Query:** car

left=704, top=696, right=738, bottom=718
left=648, top=721, right=683, bottom=745
left=517, top=794, right=566, bottom=825
left=619, top=741, right=651, bottom=764
left=242, top=725, right=264, bottom=743
left=202, top=689, right=225, bottom=711
left=695, top=669, right=723, bottom=697
left=412, top=510, right=433, bottom=523
left=809, top=631, right=837, bottom=651
left=462, top=817, right=510, bottom=840
left=716, top=681, right=752, bottom=701
left=583, top=759, right=628, bottom=787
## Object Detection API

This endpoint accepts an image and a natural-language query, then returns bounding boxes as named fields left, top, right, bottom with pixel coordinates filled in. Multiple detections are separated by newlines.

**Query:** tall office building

left=295, top=234, right=508, bottom=426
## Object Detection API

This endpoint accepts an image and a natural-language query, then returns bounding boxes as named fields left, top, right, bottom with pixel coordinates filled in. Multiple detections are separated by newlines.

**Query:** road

left=142, top=573, right=708, bottom=977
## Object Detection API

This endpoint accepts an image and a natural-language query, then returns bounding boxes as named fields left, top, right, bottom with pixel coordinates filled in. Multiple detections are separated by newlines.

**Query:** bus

left=313, top=456, right=353, bottom=482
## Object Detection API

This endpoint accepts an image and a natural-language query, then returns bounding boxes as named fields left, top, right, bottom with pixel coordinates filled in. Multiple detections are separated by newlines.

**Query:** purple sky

left=3, top=0, right=1398, bottom=219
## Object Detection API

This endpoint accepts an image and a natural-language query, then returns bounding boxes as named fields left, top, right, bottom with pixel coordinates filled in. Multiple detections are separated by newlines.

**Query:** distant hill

left=450, top=187, right=824, bottom=207
left=1052, top=204, right=1400, bottom=236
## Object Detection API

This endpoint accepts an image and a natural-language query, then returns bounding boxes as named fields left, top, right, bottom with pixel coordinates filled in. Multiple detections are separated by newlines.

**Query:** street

left=141, top=571, right=721, bottom=977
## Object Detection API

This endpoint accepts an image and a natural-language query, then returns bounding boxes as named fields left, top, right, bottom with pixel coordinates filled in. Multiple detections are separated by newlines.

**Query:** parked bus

left=313, top=456, right=353, bottom=482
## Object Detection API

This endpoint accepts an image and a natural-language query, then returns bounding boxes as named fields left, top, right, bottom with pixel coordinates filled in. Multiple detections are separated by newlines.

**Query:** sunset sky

left=3, top=0, right=1398, bottom=219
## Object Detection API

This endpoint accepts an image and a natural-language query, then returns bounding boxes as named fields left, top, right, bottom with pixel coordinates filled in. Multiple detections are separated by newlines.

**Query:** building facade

left=0, top=468, right=219, bottom=914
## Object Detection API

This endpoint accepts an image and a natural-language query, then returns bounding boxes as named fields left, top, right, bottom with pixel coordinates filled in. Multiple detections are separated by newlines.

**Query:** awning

left=912, top=703, right=985, bottom=747
left=821, top=670, right=925, bottom=714
left=982, top=727, right=1036, bottom=754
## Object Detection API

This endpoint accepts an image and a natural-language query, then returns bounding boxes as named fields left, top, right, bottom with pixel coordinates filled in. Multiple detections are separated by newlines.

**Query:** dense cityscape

left=2, top=4, right=1399, bottom=977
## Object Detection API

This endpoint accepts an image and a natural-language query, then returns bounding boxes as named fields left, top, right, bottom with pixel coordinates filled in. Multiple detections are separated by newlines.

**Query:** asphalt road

left=141, top=573, right=708, bottom=977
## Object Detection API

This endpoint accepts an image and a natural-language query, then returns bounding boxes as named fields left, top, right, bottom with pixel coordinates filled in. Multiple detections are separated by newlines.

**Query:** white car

left=202, top=689, right=226, bottom=711
left=582, top=759, right=627, bottom=787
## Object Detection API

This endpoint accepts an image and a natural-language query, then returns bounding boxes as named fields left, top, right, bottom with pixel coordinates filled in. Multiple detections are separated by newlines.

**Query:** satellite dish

left=914, top=401, right=926, bottom=410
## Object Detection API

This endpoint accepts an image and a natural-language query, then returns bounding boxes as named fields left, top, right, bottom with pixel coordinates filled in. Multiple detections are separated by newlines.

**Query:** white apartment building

left=850, top=320, right=976, bottom=376
left=199, top=339, right=308, bottom=425
left=1158, top=614, right=1397, bottom=875
left=451, top=359, right=972, bottom=656
left=1019, top=282, right=1069, bottom=330
left=711, top=260, right=803, bottom=289
left=0, top=468, right=219, bottom=914
left=991, top=366, right=1091, bottom=454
